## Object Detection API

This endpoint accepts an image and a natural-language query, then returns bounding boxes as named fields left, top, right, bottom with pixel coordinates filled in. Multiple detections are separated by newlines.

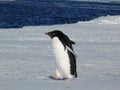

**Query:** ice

left=0, top=15, right=120, bottom=90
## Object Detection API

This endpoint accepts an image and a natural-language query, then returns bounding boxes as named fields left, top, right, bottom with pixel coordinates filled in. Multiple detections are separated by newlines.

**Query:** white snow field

left=0, top=16, right=120, bottom=90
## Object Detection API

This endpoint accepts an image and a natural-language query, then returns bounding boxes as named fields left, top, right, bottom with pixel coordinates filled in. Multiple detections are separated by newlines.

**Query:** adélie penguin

left=45, top=30, right=77, bottom=80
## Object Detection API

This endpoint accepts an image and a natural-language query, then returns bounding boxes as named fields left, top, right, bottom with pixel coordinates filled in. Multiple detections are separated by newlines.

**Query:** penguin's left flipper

left=49, top=76, right=65, bottom=80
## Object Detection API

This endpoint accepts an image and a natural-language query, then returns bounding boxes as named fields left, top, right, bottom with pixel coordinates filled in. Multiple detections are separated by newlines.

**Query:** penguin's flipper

left=70, top=40, right=75, bottom=44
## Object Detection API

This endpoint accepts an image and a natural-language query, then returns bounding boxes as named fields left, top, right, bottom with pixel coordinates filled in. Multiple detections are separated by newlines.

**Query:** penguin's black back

left=67, top=50, right=77, bottom=78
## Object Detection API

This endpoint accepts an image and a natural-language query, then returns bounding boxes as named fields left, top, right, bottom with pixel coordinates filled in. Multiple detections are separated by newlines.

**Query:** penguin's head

left=45, top=30, right=76, bottom=45
left=45, top=30, right=64, bottom=39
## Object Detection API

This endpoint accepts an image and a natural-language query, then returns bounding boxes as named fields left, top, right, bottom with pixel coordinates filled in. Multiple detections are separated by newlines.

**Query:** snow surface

left=0, top=15, right=120, bottom=90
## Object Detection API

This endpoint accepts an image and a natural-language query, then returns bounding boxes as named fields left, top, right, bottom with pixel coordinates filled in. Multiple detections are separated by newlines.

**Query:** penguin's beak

left=45, top=32, right=49, bottom=35
left=45, top=32, right=51, bottom=38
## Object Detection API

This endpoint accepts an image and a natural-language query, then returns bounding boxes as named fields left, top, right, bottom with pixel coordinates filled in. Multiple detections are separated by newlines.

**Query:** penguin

left=45, top=30, right=77, bottom=80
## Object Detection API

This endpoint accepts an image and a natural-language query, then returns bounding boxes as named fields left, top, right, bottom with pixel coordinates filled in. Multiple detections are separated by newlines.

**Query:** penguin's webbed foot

left=49, top=76, right=65, bottom=80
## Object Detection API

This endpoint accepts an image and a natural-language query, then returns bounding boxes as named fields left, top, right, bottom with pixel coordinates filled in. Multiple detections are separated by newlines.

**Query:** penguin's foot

left=64, top=78, right=72, bottom=81
left=49, top=76, right=65, bottom=80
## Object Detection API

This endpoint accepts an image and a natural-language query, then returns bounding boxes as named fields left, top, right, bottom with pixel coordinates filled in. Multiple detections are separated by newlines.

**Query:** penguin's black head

left=45, top=30, right=64, bottom=39
left=45, top=30, right=76, bottom=45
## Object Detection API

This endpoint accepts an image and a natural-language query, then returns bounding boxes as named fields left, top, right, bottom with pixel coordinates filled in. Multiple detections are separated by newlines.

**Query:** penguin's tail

left=74, top=72, right=77, bottom=78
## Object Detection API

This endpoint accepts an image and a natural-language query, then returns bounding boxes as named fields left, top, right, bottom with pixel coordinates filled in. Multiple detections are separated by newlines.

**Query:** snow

left=0, top=15, right=120, bottom=90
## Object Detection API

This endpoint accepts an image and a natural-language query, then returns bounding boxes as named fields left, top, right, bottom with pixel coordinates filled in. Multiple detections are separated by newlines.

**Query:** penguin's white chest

left=52, top=37, right=71, bottom=77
